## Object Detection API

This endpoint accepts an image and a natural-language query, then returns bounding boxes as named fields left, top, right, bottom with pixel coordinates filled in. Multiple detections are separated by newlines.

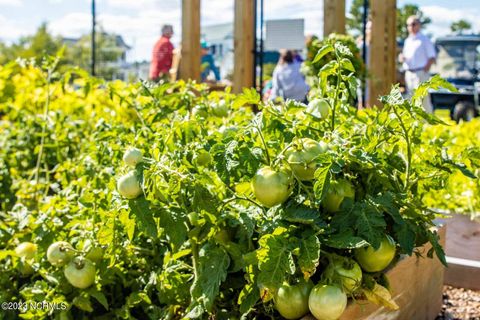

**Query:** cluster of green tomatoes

left=14, top=240, right=103, bottom=289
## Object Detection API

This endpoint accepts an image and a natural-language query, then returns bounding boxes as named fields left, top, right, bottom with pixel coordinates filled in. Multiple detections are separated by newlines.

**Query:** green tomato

left=355, top=236, right=396, bottom=272
left=15, top=242, right=37, bottom=260
left=274, top=280, right=313, bottom=319
left=287, top=138, right=328, bottom=181
left=117, top=170, right=142, bottom=199
left=64, top=257, right=96, bottom=289
left=195, top=150, right=212, bottom=166
left=211, top=100, right=229, bottom=117
left=308, top=284, right=347, bottom=320
left=214, top=229, right=231, bottom=243
left=47, top=241, right=74, bottom=266
left=251, top=166, right=292, bottom=207
left=123, top=147, right=143, bottom=167
left=323, top=178, right=355, bottom=212
left=326, top=259, right=362, bottom=293
left=306, top=98, right=330, bottom=119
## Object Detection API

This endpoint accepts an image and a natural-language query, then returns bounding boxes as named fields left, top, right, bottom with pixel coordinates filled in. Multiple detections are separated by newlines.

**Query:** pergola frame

left=179, top=0, right=397, bottom=101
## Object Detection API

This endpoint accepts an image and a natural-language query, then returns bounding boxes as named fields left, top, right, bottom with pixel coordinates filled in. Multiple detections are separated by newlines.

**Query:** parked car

left=430, top=35, right=480, bottom=122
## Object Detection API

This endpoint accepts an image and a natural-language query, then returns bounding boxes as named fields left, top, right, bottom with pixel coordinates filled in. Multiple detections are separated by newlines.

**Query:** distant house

left=62, top=33, right=132, bottom=80
left=202, top=23, right=234, bottom=79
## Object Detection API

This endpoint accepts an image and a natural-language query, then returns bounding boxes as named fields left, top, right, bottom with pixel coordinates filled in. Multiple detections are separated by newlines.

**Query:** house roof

left=61, top=34, right=131, bottom=50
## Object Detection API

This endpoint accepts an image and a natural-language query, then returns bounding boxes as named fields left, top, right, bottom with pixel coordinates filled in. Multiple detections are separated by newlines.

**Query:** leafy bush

left=0, top=49, right=474, bottom=319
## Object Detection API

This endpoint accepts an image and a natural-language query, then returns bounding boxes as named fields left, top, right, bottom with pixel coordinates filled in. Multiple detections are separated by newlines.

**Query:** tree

left=0, top=22, right=62, bottom=64
left=0, top=23, right=126, bottom=80
left=346, top=0, right=366, bottom=37
left=63, top=29, right=125, bottom=80
left=450, top=19, right=472, bottom=34
left=346, top=2, right=431, bottom=40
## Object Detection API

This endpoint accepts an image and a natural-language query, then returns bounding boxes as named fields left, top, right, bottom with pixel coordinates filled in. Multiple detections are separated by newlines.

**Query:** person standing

left=200, top=41, right=220, bottom=82
left=269, top=49, right=309, bottom=103
left=400, top=16, right=436, bottom=113
left=149, top=25, right=174, bottom=81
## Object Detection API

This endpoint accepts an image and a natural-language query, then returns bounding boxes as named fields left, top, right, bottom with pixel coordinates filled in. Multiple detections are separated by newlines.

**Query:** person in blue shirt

left=269, top=49, right=309, bottom=102
left=201, top=41, right=220, bottom=82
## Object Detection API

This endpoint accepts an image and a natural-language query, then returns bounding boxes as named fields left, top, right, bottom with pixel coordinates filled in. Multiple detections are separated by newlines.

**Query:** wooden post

left=323, top=0, right=345, bottom=36
left=179, top=0, right=201, bottom=81
left=233, top=0, right=255, bottom=93
left=368, top=0, right=397, bottom=107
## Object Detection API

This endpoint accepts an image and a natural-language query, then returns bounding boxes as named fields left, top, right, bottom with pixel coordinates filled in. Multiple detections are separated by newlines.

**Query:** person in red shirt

left=149, top=25, right=174, bottom=81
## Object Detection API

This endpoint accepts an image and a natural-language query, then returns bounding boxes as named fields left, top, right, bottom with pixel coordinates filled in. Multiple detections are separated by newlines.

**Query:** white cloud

left=105, top=0, right=179, bottom=10
left=0, top=0, right=22, bottom=6
left=421, top=5, right=480, bottom=38
left=0, top=14, right=32, bottom=41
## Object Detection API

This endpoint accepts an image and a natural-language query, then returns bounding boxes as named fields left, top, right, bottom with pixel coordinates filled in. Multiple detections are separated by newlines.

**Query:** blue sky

left=1, top=0, right=479, bottom=62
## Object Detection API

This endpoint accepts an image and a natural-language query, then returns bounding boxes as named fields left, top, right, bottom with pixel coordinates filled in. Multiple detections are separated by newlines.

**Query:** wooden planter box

left=302, top=225, right=446, bottom=320
left=442, top=214, right=480, bottom=290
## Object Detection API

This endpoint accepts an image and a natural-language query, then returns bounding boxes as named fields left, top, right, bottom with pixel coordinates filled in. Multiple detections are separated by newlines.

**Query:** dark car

left=430, top=35, right=480, bottom=122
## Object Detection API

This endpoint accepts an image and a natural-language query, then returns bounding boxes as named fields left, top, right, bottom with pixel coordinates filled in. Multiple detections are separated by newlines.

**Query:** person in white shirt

left=269, top=49, right=309, bottom=103
left=399, top=15, right=436, bottom=113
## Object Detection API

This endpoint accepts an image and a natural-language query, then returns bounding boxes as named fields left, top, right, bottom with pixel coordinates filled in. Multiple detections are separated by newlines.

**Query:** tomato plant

left=0, top=49, right=473, bottom=319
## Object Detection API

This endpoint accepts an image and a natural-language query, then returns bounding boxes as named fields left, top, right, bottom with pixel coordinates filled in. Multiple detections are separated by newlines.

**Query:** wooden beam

left=179, top=0, right=201, bottom=82
left=323, top=0, right=345, bottom=36
left=368, top=0, right=397, bottom=107
left=233, top=0, right=255, bottom=93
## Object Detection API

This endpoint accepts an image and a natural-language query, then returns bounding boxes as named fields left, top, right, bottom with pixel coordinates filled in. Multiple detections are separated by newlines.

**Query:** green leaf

left=159, top=208, right=187, bottom=251
left=314, top=164, right=332, bottom=202
left=129, top=197, right=157, bottom=238
left=238, top=282, right=260, bottom=314
left=325, top=229, right=368, bottom=249
left=427, top=229, right=448, bottom=267
left=232, top=88, right=261, bottom=109
left=87, top=289, right=109, bottom=310
left=280, top=203, right=326, bottom=228
left=191, top=243, right=230, bottom=311
left=354, top=203, right=386, bottom=249
left=256, top=227, right=295, bottom=291
left=73, top=296, right=93, bottom=312
left=340, top=58, right=355, bottom=72
left=298, top=233, right=320, bottom=278
left=413, top=75, right=457, bottom=103
left=313, top=44, right=334, bottom=64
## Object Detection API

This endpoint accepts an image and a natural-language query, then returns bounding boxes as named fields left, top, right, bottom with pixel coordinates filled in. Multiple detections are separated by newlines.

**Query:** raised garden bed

left=443, top=214, right=480, bottom=291
left=302, top=225, right=446, bottom=320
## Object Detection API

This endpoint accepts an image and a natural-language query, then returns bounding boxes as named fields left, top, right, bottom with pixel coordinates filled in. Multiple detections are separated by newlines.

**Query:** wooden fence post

left=368, top=0, right=397, bottom=107
left=179, top=0, right=201, bottom=81
left=233, top=0, right=255, bottom=93
left=323, top=0, right=345, bottom=36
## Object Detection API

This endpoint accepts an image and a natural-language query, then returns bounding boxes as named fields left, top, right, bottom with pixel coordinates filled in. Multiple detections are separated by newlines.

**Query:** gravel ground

left=436, top=286, right=480, bottom=320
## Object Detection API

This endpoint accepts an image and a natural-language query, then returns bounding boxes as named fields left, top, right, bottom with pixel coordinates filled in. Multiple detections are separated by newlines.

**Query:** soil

left=436, top=286, right=480, bottom=320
